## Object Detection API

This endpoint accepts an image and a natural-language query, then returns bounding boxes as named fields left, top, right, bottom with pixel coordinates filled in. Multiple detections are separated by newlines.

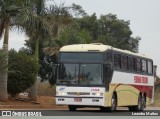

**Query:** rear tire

left=128, top=94, right=144, bottom=111
left=141, top=94, right=146, bottom=110
left=68, top=105, right=76, bottom=111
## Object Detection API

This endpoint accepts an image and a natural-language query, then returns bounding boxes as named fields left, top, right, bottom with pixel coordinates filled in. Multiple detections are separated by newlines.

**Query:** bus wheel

left=137, top=94, right=143, bottom=111
left=68, top=105, right=76, bottom=111
left=128, top=94, right=143, bottom=111
left=141, top=95, right=146, bottom=110
left=100, top=107, right=108, bottom=112
left=108, top=94, right=117, bottom=112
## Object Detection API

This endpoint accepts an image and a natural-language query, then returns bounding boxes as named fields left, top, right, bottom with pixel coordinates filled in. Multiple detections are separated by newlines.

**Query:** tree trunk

left=29, top=35, right=39, bottom=101
left=0, top=17, right=9, bottom=101
left=29, top=77, right=38, bottom=101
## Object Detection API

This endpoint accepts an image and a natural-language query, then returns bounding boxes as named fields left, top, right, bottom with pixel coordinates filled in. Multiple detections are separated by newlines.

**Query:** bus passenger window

left=136, top=58, right=141, bottom=72
left=128, top=57, right=134, bottom=71
left=121, top=55, right=127, bottom=70
left=106, top=51, right=112, bottom=62
left=142, top=59, right=147, bottom=73
left=114, top=54, right=121, bottom=69
left=148, top=61, right=153, bottom=74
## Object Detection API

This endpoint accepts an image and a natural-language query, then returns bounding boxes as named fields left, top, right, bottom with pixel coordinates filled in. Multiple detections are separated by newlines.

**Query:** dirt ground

left=0, top=95, right=159, bottom=110
left=0, top=96, right=67, bottom=109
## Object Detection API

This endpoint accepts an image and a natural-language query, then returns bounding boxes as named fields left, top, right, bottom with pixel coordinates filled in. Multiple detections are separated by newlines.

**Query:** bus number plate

left=74, top=98, right=82, bottom=102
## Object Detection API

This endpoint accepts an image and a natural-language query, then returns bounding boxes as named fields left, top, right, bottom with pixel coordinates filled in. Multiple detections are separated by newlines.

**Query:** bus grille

left=67, top=92, right=90, bottom=95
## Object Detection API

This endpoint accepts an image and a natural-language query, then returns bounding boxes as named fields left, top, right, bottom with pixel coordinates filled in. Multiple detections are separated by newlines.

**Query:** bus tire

left=142, top=93, right=146, bottom=109
left=68, top=105, right=76, bottom=111
left=108, top=94, right=117, bottom=112
left=141, top=94, right=146, bottom=110
left=128, top=94, right=143, bottom=111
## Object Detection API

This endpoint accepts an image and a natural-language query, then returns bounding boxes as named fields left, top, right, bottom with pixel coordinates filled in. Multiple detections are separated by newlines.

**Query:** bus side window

left=106, top=51, right=112, bottom=62
left=142, top=59, right=147, bottom=73
left=121, top=55, right=127, bottom=70
left=136, top=58, right=141, bottom=72
left=128, top=57, right=134, bottom=71
left=114, top=53, right=121, bottom=69
left=147, top=61, right=153, bottom=75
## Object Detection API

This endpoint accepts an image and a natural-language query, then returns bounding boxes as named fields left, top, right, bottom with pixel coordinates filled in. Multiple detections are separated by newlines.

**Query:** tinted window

left=114, top=54, right=121, bottom=69
left=136, top=58, right=141, bottom=72
left=60, top=53, right=103, bottom=62
left=106, top=51, right=112, bottom=62
left=142, top=59, right=147, bottom=73
left=121, top=55, right=127, bottom=70
left=148, top=61, right=153, bottom=74
left=128, top=57, right=135, bottom=71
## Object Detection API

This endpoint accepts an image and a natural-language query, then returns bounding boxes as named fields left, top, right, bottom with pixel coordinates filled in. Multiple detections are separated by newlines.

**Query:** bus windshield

left=57, top=63, right=103, bottom=85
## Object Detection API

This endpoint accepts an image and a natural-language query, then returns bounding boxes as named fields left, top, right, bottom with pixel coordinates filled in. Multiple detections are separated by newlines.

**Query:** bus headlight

left=92, top=93, right=103, bottom=96
left=57, top=92, right=66, bottom=96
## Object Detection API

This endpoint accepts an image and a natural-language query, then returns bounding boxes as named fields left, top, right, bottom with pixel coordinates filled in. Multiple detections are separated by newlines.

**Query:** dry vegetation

left=0, top=81, right=67, bottom=109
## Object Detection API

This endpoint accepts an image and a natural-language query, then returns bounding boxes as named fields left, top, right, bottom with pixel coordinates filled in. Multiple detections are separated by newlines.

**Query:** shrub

left=7, top=49, right=37, bottom=97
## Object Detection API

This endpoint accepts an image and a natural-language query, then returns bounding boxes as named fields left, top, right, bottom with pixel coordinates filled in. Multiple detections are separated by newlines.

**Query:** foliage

left=23, top=2, right=86, bottom=85
left=77, top=13, right=141, bottom=52
left=24, top=4, right=141, bottom=85
left=7, top=49, right=37, bottom=97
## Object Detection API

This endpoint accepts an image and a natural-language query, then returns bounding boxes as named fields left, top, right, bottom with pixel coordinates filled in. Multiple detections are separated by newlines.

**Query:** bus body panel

left=56, top=86, right=105, bottom=106
left=103, top=71, right=154, bottom=107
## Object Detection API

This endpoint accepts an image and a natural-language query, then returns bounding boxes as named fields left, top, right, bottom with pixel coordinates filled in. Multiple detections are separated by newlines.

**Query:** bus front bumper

left=56, top=96, right=104, bottom=106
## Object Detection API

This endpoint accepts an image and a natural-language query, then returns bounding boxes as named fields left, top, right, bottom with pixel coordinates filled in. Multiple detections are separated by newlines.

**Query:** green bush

left=7, top=49, right=37, bottom=97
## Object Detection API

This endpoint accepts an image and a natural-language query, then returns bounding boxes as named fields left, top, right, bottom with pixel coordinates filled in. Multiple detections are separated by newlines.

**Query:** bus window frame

left=112, top=50, right=154, bottom=76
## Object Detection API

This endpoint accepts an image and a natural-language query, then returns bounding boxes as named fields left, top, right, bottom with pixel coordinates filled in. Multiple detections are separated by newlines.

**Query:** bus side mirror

left=48, top=63, right=59, bottom=85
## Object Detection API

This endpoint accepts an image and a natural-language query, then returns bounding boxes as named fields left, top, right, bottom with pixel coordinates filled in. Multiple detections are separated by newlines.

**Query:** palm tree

left=0, top=0, right=44, bottom=101
left=16, top=0, right=52, bottom=101
left=16, top=1, right=86, bottom=100
left=0, top=0, right=26, bottom=101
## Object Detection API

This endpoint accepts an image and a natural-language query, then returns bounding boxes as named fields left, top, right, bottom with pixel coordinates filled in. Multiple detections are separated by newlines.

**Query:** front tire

left=108, top=94, right=117, bottom=112
left=68, top=105, right=76, bottom=111
left=100, top=94, right=117, bottom=112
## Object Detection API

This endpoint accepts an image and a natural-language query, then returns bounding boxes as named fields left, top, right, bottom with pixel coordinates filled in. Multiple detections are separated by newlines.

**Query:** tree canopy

left=24, top=12, right=141, bottom=85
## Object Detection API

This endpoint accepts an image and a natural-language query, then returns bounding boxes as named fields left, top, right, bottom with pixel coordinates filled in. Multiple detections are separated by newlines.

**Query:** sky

left=0, top=0, right=160, bottom=75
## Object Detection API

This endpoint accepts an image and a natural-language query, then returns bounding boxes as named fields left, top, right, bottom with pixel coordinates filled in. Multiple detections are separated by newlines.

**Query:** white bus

left=56, top=43, right=154, bottom=111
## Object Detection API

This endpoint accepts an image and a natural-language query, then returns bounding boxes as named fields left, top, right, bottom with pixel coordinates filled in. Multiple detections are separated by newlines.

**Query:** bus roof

left=60, top=43, right=151, bottom=59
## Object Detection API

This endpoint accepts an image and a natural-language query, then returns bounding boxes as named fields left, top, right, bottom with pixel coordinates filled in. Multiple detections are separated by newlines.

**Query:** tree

left=77, top=13, right=99, bottom=41
left=0, top=0, right=28, bottom=101
left=39, top=13, right=141, bottom=84
left=23, top=2, right=86, bottom=86
left=7, top=49, right=37, bottom=98
left=76, top=13, right=141, bottom=52
left=97, top=14, right=140, bottom=52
